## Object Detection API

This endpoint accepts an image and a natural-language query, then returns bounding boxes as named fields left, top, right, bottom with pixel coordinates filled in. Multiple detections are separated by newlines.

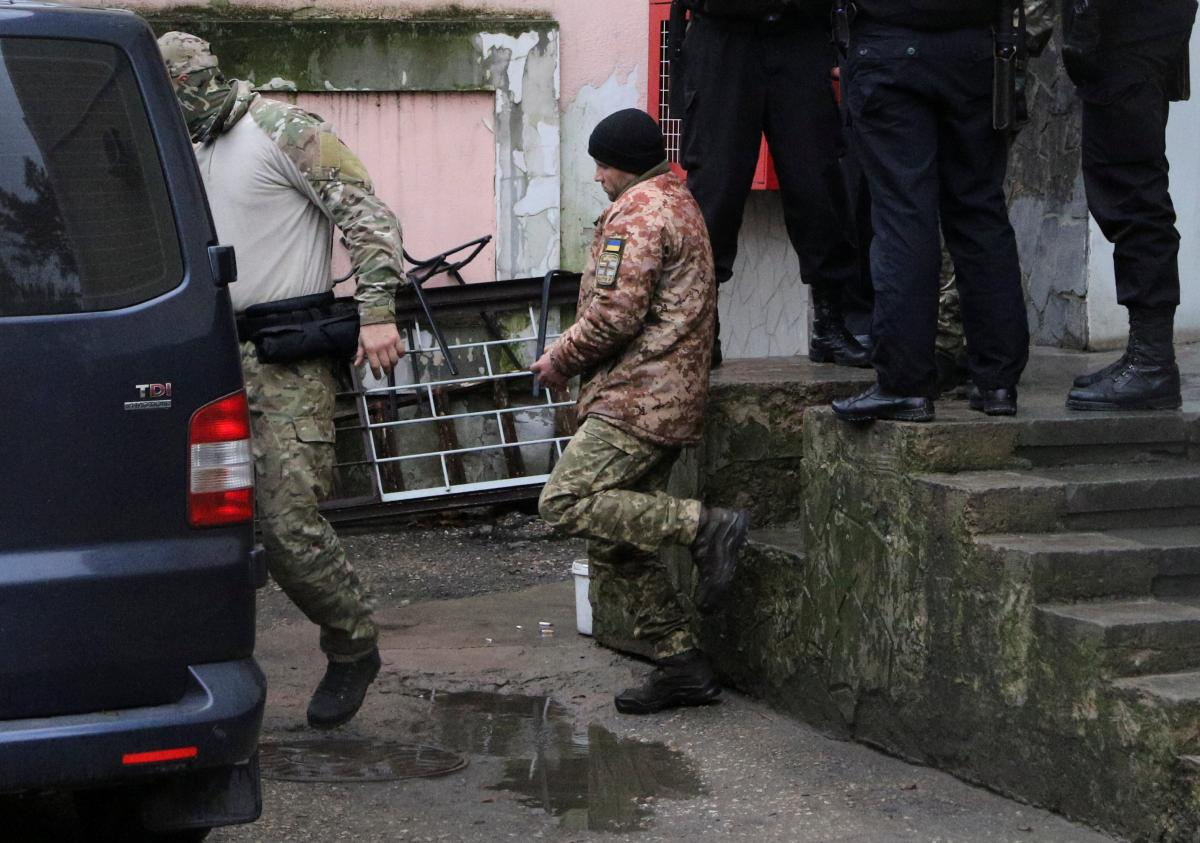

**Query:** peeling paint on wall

left=561, top=70, right=639, bottom=271
left=478, top=28, right=561, bottom=278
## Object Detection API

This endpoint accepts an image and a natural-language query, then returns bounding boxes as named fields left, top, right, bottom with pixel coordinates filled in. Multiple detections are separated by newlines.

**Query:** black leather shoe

left=968, top=386, right=1018, bottom=416
left=614, top=650, right=721, bottom=715
left=307, top=647, right=381, bottom=729
left=691, top=506, right=749, bottom=613
left=832, top=384, right=934, bottom=423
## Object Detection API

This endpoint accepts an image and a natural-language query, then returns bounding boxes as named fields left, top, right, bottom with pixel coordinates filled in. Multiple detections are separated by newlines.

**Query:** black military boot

left=1067, top=307, right=1182, bottom=411
left=307, top=647, right=381, bottom=729
left=809, top=287, right=871, bottom=368
left=1073, top=348, right=1130, bottom=388
left=614, top=650, right=722, bottom=715
left=691, top=506, right=749, bottom=613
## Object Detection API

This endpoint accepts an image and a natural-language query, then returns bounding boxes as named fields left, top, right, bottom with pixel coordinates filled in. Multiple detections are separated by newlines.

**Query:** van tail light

left=189, top=391, right=253, bottom=527
left=123, top=746, right=198, bottom=766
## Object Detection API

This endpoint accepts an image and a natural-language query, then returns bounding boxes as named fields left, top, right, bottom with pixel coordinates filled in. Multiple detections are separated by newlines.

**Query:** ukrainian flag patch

left=596, top=237, right=625, bottom=287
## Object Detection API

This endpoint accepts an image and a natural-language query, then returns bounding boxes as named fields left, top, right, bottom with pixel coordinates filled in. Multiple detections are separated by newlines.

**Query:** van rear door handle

left=208, top=244, right=238, bottom=287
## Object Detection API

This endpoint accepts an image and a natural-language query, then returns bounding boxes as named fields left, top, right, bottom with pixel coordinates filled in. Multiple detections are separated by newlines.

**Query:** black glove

left=1062, top=0, right=1104, bottom=85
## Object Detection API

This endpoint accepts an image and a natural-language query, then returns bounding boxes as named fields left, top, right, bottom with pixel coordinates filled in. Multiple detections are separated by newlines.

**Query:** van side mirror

left=208, top=244, right=238, bottom=287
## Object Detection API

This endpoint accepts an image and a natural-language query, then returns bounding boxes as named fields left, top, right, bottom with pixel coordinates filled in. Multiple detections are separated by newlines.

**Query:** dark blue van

left=0, top=2, right=264, bottom=839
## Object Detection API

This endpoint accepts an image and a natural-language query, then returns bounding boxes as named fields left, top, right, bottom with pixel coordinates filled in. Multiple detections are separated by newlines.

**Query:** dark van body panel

left=0, top=0, right=263, bottom=805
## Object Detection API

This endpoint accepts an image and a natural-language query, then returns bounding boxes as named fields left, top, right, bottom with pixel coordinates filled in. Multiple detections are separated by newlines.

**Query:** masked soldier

left=1063, top=0, right=1198, bottom=411
left=532, top=109, right=749, bottom=715
left=832, top=0, right=1031, bottom=422
left=674, top=0, right=869, bottom=369
left=158, top=32, right=407, bottom=729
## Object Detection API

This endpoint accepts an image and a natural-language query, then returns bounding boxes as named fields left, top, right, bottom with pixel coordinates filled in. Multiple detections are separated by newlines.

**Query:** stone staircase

left=699, top=390, right=1200, bottom=842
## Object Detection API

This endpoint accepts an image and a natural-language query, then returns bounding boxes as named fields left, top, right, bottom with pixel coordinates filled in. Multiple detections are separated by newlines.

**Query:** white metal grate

left=347, top=306, right=575, bottom=504
left=658, top=20, right=681, bottom=164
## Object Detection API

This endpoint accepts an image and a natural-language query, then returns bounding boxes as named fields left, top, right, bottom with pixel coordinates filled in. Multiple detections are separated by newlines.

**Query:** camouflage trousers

left=241, top=345, right=377, bottom=661
left=937, top=244, right=966, bottom=363
left=539, top=417, right=702, bottom=660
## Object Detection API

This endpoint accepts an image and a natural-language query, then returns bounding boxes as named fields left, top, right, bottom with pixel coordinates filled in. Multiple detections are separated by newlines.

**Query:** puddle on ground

left=259, top=739, right=468, bottom=783
left=424, top=690, right=704, bottom=832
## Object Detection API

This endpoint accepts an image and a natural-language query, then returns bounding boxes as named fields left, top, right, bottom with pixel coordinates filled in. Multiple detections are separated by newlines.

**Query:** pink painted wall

left=121, top=0, right=651, bottom=273
left=292, top=92, right=498, bottom=285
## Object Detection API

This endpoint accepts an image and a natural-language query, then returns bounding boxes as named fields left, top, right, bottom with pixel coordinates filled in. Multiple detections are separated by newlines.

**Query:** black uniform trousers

left=845, top=22, right=1029, bottom=396
left=680, top=13, right=858, bottom=291
left=1077, top=31, right=1194, bottom=311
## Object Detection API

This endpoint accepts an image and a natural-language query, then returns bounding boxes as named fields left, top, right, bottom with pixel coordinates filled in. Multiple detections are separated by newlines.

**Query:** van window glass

left=0, top=37, right=183, bottom=316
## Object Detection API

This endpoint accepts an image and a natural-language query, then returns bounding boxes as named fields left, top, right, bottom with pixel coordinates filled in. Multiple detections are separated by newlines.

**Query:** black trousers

left=680, top=14, right=857, bottom=292
left=1078, top=31, right=1194, bottom=311
left=845, top=23, right=1029, bottom=396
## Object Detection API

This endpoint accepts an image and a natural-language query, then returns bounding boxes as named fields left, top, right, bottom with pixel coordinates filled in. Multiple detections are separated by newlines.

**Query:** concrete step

left=920, top=460, right=1200, bottom=534
left=1037, top=599, right=1200, bottom=677
left=976, top=526, right=1200, bottom=602
left=1112, top=671, right=1200, bottom=755
left=1010, top=413, right=1194, bottom=467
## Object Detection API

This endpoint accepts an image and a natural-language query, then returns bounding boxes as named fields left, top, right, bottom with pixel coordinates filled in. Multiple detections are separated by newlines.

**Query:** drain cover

left=259, top=739, right=468, bottom=783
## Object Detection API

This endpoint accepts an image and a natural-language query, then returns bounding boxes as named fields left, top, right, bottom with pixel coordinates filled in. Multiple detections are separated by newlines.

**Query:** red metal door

left=648, top=0, right=778, bottom=190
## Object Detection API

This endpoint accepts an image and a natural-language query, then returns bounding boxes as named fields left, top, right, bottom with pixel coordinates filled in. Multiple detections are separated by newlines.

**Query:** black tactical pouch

left=238, top=292, right=361, bottom=364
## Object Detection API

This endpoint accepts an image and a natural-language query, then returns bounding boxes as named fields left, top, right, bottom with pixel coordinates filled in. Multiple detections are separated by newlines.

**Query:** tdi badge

left=595, top=237, right=625, bottom=287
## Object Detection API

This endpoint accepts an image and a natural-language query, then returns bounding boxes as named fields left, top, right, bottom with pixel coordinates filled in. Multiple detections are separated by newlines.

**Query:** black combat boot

left=307, top=647, right=381, bottom=729
left=1067, top=307, right=1182, bottom=411
left=614, top=650, right=722, bottom=715
left=691, top=506, right=749, bottom=613
left=809, top=287, right=871, bottom=368
left=1073, top=347, right=1130, bottom=389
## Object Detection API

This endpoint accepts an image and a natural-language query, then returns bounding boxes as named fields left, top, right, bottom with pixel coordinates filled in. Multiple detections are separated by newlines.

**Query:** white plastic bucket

left=571, top=560, right=592, bottom=636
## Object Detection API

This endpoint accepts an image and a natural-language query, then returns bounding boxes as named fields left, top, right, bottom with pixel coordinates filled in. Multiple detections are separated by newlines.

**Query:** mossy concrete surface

left=702, top=401, right=1200, bottom=842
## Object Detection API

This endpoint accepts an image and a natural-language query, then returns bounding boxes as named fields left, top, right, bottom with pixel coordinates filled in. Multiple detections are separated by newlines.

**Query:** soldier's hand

left=356, top=322, right=406, bottom=378
left=530, top=352, right=567, bottom=389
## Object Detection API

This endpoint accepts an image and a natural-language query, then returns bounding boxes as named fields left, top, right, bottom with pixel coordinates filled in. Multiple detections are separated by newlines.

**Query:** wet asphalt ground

left=4, top=510, right=1117, bottom=842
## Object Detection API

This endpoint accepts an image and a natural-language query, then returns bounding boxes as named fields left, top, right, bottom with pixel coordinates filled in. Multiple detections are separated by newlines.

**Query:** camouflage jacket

left=197, top=88, right=405, bottom=324
left=549, top=170, right=716, bottom=447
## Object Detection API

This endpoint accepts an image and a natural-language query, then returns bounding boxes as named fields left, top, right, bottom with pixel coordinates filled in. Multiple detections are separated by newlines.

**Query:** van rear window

left=0, top=37, right=182, bottom=317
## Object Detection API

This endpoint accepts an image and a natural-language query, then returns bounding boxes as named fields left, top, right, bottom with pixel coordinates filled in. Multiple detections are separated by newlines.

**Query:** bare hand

left=530, top=351, right=567, bottom=390
left=356, top=322, right=405, bottom=378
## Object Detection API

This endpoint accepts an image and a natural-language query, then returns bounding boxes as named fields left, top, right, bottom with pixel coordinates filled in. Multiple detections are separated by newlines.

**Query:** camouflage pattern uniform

left=159, top=32, right=405, bottom=661
left=539, top=165, right=715, bottom=660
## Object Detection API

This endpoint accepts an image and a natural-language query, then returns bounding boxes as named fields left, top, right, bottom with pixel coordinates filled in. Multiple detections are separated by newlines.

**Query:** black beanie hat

left=588, top=108, right=667, bottom=175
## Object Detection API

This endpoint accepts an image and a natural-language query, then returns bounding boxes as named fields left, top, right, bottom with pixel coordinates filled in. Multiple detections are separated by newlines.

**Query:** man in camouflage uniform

left=159, top=32, right=406, bottom=729
left=532, top=109, right=749, bottom=715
